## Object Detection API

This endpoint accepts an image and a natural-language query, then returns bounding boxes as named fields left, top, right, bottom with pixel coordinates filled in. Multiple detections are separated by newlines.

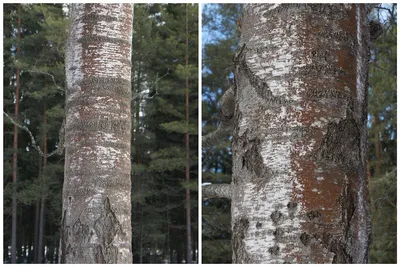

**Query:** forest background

left=201, top=3, right=397, bottom=263
left=3, top=3, right=198, bottom=263
left=1, top=2, right=397, bottom=264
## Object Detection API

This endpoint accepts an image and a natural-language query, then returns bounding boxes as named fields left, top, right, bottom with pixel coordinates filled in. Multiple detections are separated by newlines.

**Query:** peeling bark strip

left=231, top=4, right=370, bottom=263
left=60, top=4, right=133, bottom=263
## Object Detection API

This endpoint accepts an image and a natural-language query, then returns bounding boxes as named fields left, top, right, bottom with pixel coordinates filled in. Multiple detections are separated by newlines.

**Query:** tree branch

left=202, top=183, right=232, bottom=200
left=131, top=69, right=170, bottom=101
left=203, top=86, right=235, bottom=147
left=4, top=111, right=65, bottom=157
left=27, top=68, right=65, bottom=92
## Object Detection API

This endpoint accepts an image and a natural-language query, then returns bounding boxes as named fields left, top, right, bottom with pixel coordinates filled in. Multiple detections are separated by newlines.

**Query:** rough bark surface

left=60, top=4, right=133, bottom=263
left=231, top=4, right=370, bottom=263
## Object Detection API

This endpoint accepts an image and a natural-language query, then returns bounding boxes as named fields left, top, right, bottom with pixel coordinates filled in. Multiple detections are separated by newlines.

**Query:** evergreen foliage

left=132, top=4, right=199, bottom=263
left=3, top=4, right=67, bottom=263
left=368, top=4, right=397, bottom=263
left=201, top=4, right=241, bottom=264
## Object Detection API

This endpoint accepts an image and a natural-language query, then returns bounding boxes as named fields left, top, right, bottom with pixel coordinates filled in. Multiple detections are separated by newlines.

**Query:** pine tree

left=131, top=4, right=198, bottom=263
left=368, top=4, right=397, bottom=263
left=201, top=4, right=241, bottom=263
left=3, top=4, right=67, bottom=263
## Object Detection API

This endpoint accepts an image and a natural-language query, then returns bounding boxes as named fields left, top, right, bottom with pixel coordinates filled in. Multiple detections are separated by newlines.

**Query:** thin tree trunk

left=33, top=136, right=43, bottom=263
left=185, top=4, right=192, bottom=264
left=230, top=4, right=371, bottom=263
left=167, top=192, right=170, bottom=263
left=33, top=144, right=43, bottom=263
left=135, top=62, right=142, bottom=264
left=38, top=104, right=47, bottom=263
left=373, top=112, right=382, bottom=177
left=11, top=4, right=21, bottom=263
left=60, top=4, right=133, bottom=263
left=140, top=205, right=143, bottom=264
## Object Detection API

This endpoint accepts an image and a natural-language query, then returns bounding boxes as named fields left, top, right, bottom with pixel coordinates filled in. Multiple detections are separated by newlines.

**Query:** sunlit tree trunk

left=60, top=4, right=133, bottom=263
left=231, top=4, right=371, bottom=263
left=204, top=3, right=372, bottom=264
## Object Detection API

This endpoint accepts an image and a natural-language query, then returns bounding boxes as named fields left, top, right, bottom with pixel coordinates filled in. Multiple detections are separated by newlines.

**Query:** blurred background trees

left=3, top=3, right=198, bottom=263
left=368, top=4, right=397, bottom=264
left=201, top=3, right=396, bottom=263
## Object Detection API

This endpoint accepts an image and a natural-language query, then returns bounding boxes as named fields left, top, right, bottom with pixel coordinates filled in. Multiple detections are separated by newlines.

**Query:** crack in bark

left=232, top=217, right=250, bottom=263
left=93, top=197, right=124, bottom=263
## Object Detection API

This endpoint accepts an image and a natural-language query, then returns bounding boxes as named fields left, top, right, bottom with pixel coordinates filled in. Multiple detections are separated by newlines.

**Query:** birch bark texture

left=231, top=4, right=370, bottom=263
left=60, top=4, right=133, bottom=263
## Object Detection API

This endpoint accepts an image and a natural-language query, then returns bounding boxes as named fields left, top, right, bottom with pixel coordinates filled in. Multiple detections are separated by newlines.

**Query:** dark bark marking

left=95, top=245, right=106, bottom=263
left=297, top=63, right=347, bottom=76
left=273, top=228, right=284, bottom=241
left=315, top=30, right=356, bottom=47
left=78, top=35, right=131, bottom=46
left=66, top=118, right=130, bottom=135
left=304, top=88, right=354, bottom=102
left=271, top=210, right=283, bottom=225
left=299, top=232, right=311, bottom=246
left=235, top=44, right=293, bottom=108
left=331, top=243, right=352, bottom=263
left=79, top=76, right=131, bottom=97
left=242, top=137, right=264, bottom=178
left=306, top=210, right=321, bottom=220
left=232, top=217, right=250, bottom=263
left=256, top=222, right=262, bottom=229
left=314, top=117, right=361, bottom=169
left=234, top=128, right=275, bottom=186
left=262, top=4, right=349, bottom=19
left=82, top=14, right=119, bottom=23
left=93, top=197, right=124, bottom=263
left=287, top=201, right=297, bottom=209
left=60, top=210, right=68, bottom=263
left=268, top=245, right=280, bottom=256
left=73, top=218, right=90, bottom=241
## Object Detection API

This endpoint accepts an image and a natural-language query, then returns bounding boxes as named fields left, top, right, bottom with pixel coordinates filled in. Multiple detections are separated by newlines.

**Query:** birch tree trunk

left=60, top=4, right=133, bottom=263
left=231, top=4, right=371, bottom=263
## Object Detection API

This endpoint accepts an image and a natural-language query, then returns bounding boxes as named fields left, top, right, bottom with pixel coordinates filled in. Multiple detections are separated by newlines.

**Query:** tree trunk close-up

left=60, top=4, right=133, bottom=263
left=230, top=4, right=371, bottom=263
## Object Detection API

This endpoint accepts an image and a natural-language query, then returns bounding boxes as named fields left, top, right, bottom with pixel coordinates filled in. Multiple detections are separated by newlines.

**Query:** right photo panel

left=202, top=3, right=397, bottom=264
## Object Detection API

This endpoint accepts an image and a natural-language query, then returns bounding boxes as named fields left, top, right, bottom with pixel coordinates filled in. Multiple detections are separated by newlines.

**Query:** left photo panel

left=3, top=3, right=198, bottom=264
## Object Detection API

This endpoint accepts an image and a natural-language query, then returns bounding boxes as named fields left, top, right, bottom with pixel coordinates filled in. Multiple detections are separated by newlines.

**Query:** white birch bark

left=60, top=4, right=133, bottom=263
left=230, top=4, right=370, bottom=263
